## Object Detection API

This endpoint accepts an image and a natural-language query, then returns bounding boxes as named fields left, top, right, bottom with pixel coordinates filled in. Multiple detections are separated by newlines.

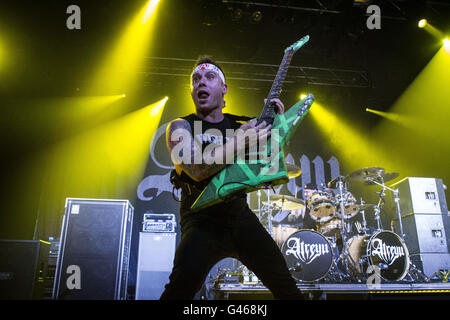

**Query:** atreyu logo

left=370, top=239, right=405, bottom=266
left=170, top=120, right=281, bottom=175
left=285, top=238, right=330, bottom=265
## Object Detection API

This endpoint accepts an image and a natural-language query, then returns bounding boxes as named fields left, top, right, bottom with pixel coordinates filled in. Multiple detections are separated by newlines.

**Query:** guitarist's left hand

left=264, top=98, right=285, bottom=114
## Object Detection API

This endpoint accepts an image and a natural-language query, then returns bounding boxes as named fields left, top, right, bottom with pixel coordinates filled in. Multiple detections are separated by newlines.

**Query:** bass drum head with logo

left=281, top=230, right=333, bottom=282
left=368, top=231, right=410, bottom=281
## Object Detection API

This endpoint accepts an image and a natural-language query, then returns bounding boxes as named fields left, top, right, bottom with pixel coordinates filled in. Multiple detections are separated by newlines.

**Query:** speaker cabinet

left=0, top=240, right=50, bottom=299
left=53, top=198, right=133, bottom=300
left=135, top=232, right=176, bottom=300
left=390, top=177, right=450, bottom=277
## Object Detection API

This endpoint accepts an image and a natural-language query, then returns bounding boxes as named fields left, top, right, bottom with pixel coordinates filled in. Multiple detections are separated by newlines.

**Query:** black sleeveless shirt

left=174, top=112, right=254, bottom=226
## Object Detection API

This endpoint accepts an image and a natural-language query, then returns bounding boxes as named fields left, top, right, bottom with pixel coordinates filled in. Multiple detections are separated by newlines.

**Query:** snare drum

left=345, top=230, right=409, bottom=281
left=306, top=191, right=336, bottom=223
left=281, top=230, right=333, bottom=282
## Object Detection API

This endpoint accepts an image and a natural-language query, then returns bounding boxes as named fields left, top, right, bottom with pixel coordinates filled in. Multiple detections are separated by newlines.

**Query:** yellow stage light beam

left=309, top=102, right=392, bottom=171
left=31, top=96, right=169, bottom=202
left=150, top=96, right=168, bottom=116
left=372, top=46, right=450, bottom=177
left=142, top=0, right=160, bottom=24
left=2, top=94, right=127, bottom=141
left=90, top=0, right=162, bottom=95
left=418, top=19, right=445, bottom=41
left=365, top=108, right=414, bottom=128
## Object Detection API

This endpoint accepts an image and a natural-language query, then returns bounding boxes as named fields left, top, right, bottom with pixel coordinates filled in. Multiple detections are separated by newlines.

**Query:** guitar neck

left=258, top=50, right=294, bottom=124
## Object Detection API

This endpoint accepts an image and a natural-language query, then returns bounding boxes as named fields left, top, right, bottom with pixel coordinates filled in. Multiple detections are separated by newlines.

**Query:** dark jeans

left=160, top=208, right=304, bottom=300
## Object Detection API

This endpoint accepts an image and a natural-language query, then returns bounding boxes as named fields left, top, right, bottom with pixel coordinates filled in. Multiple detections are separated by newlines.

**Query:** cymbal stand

left=267, top=187, right=273, bottom=237
left=359, top=198, right=369, bottom=235
left=366, top=177, right=405, bottom=239
left=373, top=189, right=384, bottom=231
left=256, top=190, right=262, bottom=220
left=336, top=177, right=350, bottom=276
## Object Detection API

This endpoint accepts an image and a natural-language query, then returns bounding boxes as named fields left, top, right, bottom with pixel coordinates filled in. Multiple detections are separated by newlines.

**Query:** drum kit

left=251, top=165, right=428, bottom=284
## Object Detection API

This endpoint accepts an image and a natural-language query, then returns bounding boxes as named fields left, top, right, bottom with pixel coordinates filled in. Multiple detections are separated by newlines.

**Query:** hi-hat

left=263, top=194, right=305, bottom=210
left=286, top=163, right=301, bottom=178
left=347, top=167, right=386, bottom=181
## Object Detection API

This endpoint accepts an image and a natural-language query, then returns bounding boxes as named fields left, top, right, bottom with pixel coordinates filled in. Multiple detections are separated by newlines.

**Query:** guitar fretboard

left=258, top=50, right=294, bottom=124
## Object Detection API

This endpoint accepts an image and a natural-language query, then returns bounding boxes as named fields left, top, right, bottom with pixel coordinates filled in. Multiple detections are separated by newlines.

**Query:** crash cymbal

left=364, top=172, right=399, bottom=185
left=347, top=167, right=386, bottom=181
left=286, top=163, right=301, bottom=179
left=263, top=195, right=305, bottom=210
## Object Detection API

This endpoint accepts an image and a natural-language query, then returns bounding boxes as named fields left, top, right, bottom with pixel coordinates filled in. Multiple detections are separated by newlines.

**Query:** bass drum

left=281, top=230, right=333, bottom=282
left=346, top=230, right=409, bottom=281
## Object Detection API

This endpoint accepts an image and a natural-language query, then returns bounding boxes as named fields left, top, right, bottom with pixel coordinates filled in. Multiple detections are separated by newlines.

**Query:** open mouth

left=197, top=90, right=209, bottom=100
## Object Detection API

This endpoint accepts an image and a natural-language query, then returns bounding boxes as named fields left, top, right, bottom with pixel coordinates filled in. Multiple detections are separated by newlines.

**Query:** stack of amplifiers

left=135, top=213, right=176, bottom=300
left=391, top=177, right=450, bottom=277
left=0, top=240, right=50, bottom=299
left=53, top=198, right=133, bottom=300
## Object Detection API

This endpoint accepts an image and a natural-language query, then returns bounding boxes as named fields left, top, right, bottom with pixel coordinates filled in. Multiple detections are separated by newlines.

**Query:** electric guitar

left=190, top=35, right=315, bottom=212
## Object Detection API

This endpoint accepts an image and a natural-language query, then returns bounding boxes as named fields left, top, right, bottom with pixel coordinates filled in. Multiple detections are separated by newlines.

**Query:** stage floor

left=213, top=281, right=450, bottom=300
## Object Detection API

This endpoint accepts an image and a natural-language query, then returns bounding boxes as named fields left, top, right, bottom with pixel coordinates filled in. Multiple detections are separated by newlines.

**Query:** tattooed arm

left=166, top=118, right=234, bottom=182
left=166, top=118, right=272, bottom=182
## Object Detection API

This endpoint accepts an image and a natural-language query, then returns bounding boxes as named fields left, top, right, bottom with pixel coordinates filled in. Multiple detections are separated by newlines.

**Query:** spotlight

left=444, top=38, right=450, bottom=53
left=122, top=93, right=126, bottom=98
left=299, top=93, right=307, bottom=100
left=418, top=19, right=427, bottom=28
left=250, top=10, right=263, bottom=24
left=142, top=0, right=160, bottom=24
left=231, top=8, right=243, bottom=21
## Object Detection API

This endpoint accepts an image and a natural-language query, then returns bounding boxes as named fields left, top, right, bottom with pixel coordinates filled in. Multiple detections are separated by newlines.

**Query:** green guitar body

left=190, top=95, right=314, bottom=211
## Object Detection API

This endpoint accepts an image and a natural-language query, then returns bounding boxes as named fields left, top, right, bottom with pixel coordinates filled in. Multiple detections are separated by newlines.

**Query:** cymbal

left=347, top=167, right=386, bottom=181
left=364, top=172, right=399, bottom=185
left=263, top=195, right=305, bottom=210
left=286, top=163, right=301, bottom=178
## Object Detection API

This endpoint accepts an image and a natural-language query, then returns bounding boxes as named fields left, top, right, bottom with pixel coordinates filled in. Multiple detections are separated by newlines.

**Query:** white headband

left=192, top=63, right=226, bottom=84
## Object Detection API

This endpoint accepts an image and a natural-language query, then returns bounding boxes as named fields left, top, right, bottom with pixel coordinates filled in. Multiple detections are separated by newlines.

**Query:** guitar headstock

left=285, top=35, right=310, bottom=53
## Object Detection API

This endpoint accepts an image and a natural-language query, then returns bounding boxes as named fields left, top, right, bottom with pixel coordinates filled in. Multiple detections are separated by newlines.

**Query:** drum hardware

left=334, top=176, right=351, bottom=276
left=357, top=199, right=370, bottom=235
left=365, top=175, right=406, bottom=240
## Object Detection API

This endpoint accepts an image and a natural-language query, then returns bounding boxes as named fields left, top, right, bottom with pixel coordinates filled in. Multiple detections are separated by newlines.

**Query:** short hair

left=193, top=56, right=226, bottom=82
